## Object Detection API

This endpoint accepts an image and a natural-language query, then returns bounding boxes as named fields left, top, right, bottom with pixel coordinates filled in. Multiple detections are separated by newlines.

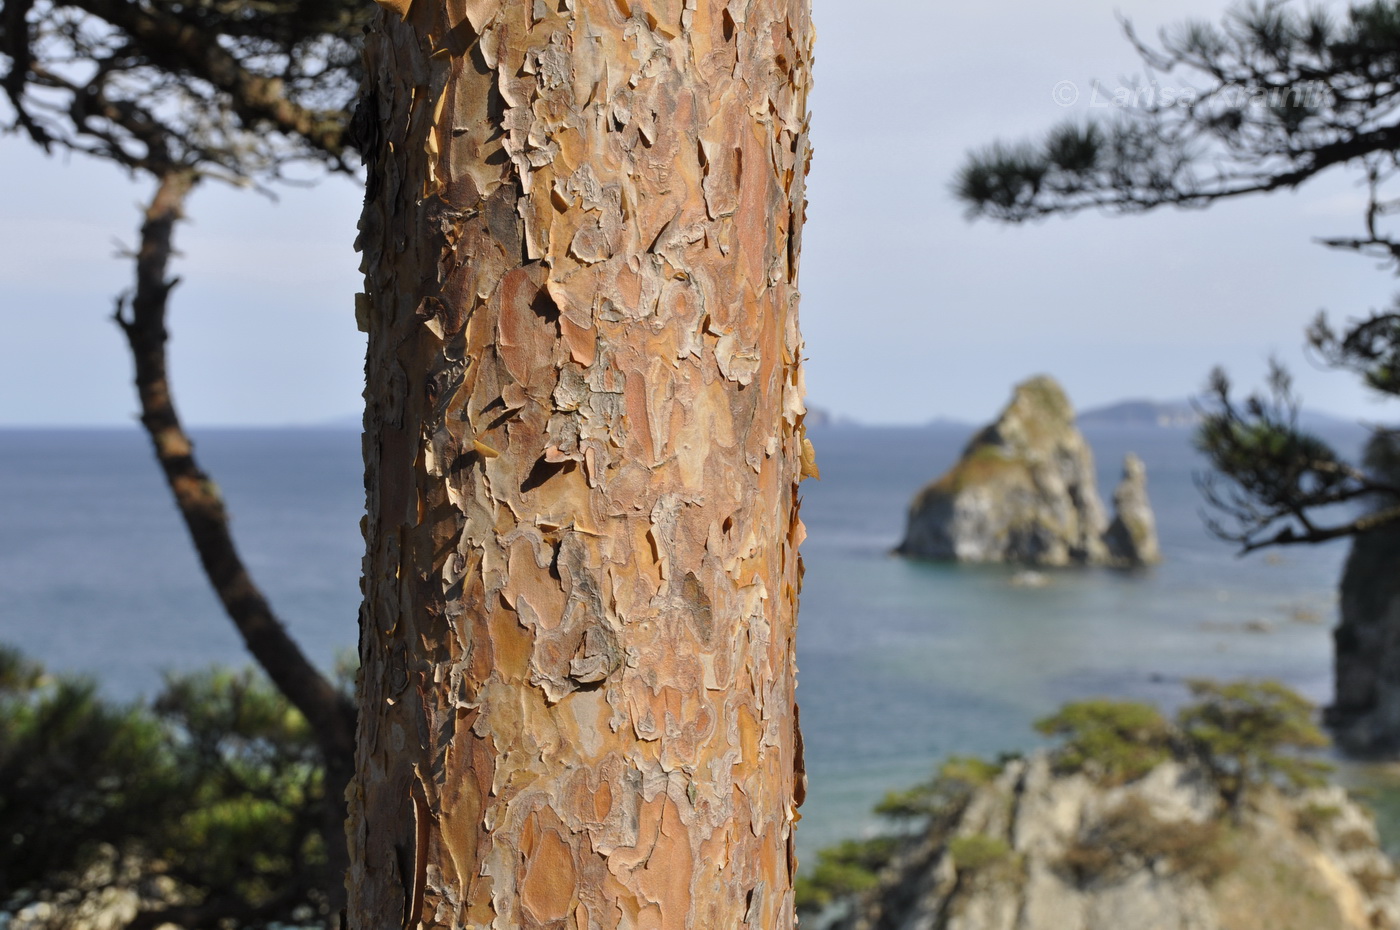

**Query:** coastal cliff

left=825, top=689, right=1398, bottom=930
left=832, top=756, right=1398, bottom=930
left=1328, top=434, right=1400, bottom=753
left=896, top=377, right=1160, bottom=567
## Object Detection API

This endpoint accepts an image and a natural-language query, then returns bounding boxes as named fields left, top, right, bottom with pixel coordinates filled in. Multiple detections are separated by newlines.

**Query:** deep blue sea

left=0, top=423, right=1376, bottom=864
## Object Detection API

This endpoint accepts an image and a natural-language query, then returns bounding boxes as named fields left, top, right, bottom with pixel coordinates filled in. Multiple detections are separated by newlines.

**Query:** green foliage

left=798, top=682, right=1331, bottom=913
left=930, top=444, right=1022, bottom=495
left=150, top=667, right=329, bottom=910
left=1042, top=123, right=1104, bottom=175
left=1198, top=414, right=1339, bottom=484
left=947, top=833, right=1013, bottom=873
left=955, top=0, right=1400, bottom=224
left=1035, top=699, right=1173, bottom=784
left=953, top=142, right=1048, bottom=218
left=0, top=647, right=180, bottom=904
left=1190, top=361, right=1392, bottom=551
left=1034, top=683, right=1330, bottom=801
left=795, top=756, right=1004, bottom=914
left=874, top=755, right=1002, bottom=822
left=1179, top=679, right=1332, bottom=806
left=1196, top=365, right=1346, bottom=506
left=793, top=836, right=900, bottom=914
left=0, top=646, right=340, bottom=928
left=0, top=647, right=42, bottom=693
left=1311, top=310, right=1400, bottom=401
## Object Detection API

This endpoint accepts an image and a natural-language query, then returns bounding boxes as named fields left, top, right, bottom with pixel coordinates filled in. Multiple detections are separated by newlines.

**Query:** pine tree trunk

left=349, top=2, right=814, bottom=927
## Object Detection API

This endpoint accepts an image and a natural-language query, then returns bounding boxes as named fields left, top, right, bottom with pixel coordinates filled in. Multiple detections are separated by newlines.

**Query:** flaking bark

left=349, top=1, right=814, bottom=927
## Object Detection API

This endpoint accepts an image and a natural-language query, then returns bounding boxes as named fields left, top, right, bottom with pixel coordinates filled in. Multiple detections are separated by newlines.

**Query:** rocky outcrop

left=1103, top=454, right=1162, bottom=567
left=1328, top=522, right=1400, bottom=754
left=834, top=754, right=1400, bottom=930
left=896, top=377, right=1160, bottom=567
left=1327, top=434, right=1400, bottom=753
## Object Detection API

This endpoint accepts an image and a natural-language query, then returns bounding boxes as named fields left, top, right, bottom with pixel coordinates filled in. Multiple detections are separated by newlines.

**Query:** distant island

left=1077, top=398, right=1360, bottom=432
left=1077, top=399, right=1199, bottom=428
left=326, top=396, right=1356, bottom=435
left=804, top=406, right=862, bottom=429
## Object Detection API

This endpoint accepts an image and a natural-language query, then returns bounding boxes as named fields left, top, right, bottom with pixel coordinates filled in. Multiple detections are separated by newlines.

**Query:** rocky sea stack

left=896, top=376, right=1160, bottom=568
left=1327, top=433, right=1400, bottom=753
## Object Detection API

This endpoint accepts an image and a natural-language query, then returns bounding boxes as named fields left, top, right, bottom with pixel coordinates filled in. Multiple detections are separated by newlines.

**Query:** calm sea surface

left=0, top=423, right=1375, bottom=864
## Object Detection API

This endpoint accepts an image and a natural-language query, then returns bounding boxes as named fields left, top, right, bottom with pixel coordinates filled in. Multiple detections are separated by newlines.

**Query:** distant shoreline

left=0, top=401, right=1371, bottom=433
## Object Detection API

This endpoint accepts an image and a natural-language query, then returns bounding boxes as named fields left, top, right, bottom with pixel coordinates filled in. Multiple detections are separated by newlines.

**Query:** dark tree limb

left=54, top=0, right=350, bottom=159
left=2, top=1, right=367, bottom=918
left=112, top=168, right=355, bottom=918
left=954, top=1, right=1400, bottom=265
left=2, top=0, right=367, bottom=180
left=1228, top=503, right=1400, bottom=552
left=1193, top=359, right=1400, bottom=553
left=0, top=0, right=44, bottom=147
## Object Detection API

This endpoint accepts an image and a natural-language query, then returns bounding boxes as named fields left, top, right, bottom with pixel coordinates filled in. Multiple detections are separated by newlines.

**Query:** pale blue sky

left=2, top=0, right=1395, bottom=427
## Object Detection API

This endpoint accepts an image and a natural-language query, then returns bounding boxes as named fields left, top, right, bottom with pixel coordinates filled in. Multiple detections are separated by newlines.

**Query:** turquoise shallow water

left=0, top=423, right=1373, bottom=865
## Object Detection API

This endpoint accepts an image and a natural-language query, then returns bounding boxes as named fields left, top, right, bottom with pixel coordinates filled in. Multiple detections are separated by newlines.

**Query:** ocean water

left=0, top=423, right=1372, bottom=864
left=796, top=424, right=1363, bottom=856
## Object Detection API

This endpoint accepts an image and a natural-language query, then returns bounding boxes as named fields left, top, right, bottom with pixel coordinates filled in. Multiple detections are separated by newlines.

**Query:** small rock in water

left=1010, top=570, right=1050, bottom=588
left=1198, top=619, right=1276, bottom=634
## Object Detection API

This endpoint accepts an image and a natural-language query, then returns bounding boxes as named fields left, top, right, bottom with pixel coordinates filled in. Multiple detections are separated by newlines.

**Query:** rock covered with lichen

left=831, top=753, right=1400, bottom=930
left=895, top=376, right=1160, bottom=568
